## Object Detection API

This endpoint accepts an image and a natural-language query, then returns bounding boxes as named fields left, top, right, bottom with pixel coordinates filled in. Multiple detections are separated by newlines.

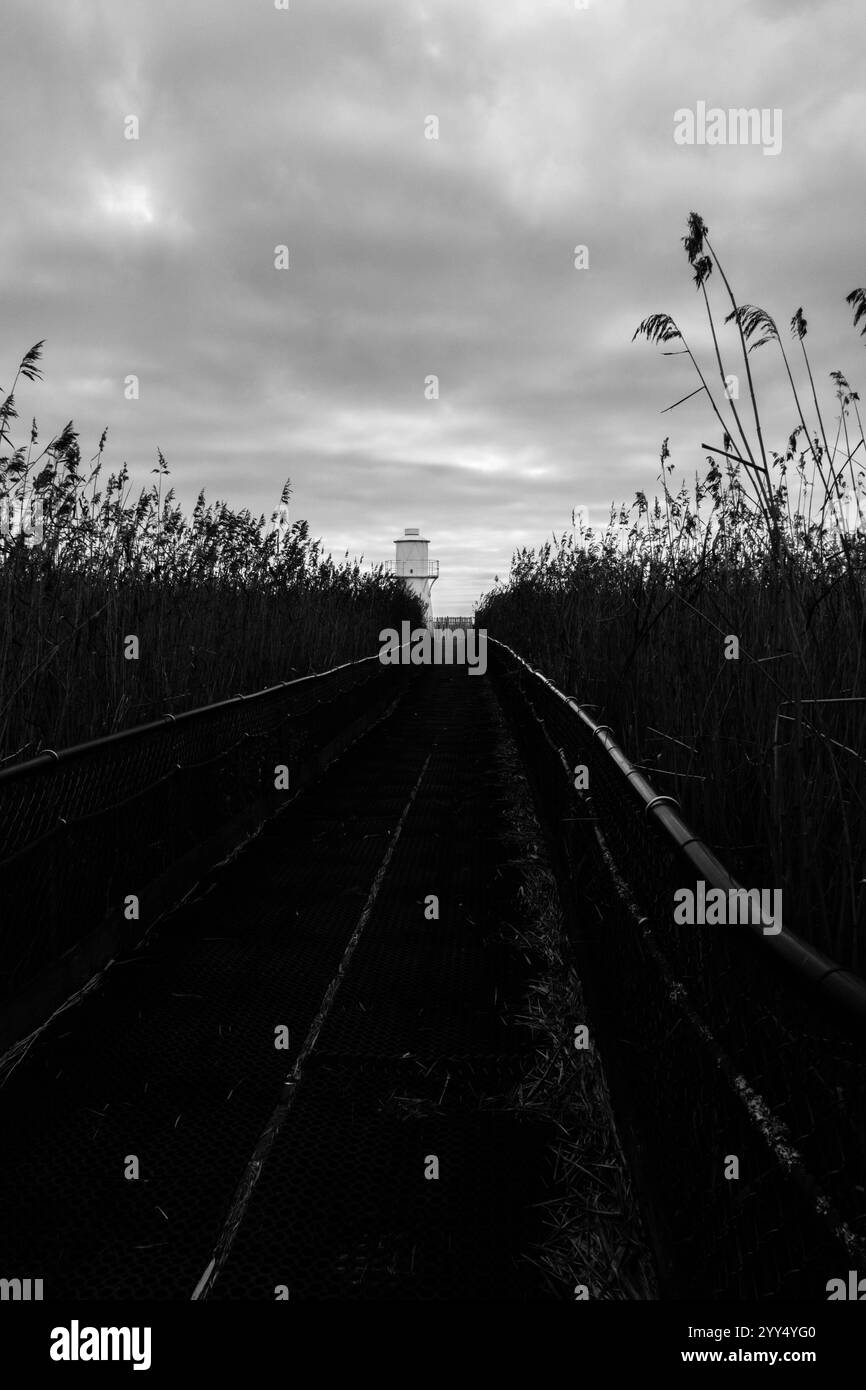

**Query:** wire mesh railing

left=0, top=653, right=415, bottom=1050
left=489, top=636, right=866, bottom=1300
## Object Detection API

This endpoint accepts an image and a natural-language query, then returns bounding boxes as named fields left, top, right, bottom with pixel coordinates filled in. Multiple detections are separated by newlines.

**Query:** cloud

left=1, top=0, right=864, bottom=611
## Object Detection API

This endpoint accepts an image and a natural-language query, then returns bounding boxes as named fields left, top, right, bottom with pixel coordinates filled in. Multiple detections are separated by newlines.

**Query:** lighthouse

left=394, top=527, right=438, bottom=624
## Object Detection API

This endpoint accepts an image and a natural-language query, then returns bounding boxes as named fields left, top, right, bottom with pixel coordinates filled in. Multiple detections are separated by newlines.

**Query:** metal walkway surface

left=0, top=667, right=553, bottom=1300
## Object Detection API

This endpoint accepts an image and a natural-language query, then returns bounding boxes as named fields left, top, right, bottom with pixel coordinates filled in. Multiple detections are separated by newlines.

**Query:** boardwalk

left=1, top=649, right=864, bottom=1306
left=0, top=668, right=559, bottom=1300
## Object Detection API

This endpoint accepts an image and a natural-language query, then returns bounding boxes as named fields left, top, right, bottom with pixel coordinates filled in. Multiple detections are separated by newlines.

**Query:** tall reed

left=0, top=345, right=423, bottom=763
left=478, top=213, right=866, bottom=970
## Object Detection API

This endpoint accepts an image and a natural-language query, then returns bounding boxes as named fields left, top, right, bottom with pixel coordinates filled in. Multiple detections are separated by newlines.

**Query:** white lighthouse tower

left=394, top=527, right=438, bottom=624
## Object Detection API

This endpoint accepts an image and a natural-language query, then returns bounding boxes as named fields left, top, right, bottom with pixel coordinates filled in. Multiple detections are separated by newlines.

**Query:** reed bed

left=0, top=345, right=423, bottom=765
left=478, top=213, right=866, bottom=971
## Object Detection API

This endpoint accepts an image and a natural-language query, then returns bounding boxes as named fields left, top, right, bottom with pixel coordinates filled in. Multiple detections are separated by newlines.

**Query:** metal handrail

left=489, top=637, right=866, bottom=1031
left=394, top=562, right=439, bottom=579
left=0, top=650, right=383, bottom=786
left=0, top=646, right=412, bottom=1049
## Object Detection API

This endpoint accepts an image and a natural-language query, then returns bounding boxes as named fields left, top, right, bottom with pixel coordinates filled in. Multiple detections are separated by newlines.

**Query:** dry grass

left=492, top=732, right=659, bottom=1300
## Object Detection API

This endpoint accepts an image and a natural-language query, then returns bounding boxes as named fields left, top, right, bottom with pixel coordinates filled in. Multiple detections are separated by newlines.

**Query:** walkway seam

left=190, top=750, right=433, bottom=1300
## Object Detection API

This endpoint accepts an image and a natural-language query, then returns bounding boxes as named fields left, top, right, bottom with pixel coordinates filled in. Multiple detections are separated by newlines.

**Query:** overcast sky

left=2, top=0, right=864, bottom=612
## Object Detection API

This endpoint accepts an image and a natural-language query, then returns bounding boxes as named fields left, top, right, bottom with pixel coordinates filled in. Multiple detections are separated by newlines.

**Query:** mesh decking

left=0, top=654, right=411, bottom=1045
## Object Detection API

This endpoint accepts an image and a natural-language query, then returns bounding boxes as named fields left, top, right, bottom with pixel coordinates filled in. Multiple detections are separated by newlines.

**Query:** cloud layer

left=2, top=0, right=864, bottom=611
